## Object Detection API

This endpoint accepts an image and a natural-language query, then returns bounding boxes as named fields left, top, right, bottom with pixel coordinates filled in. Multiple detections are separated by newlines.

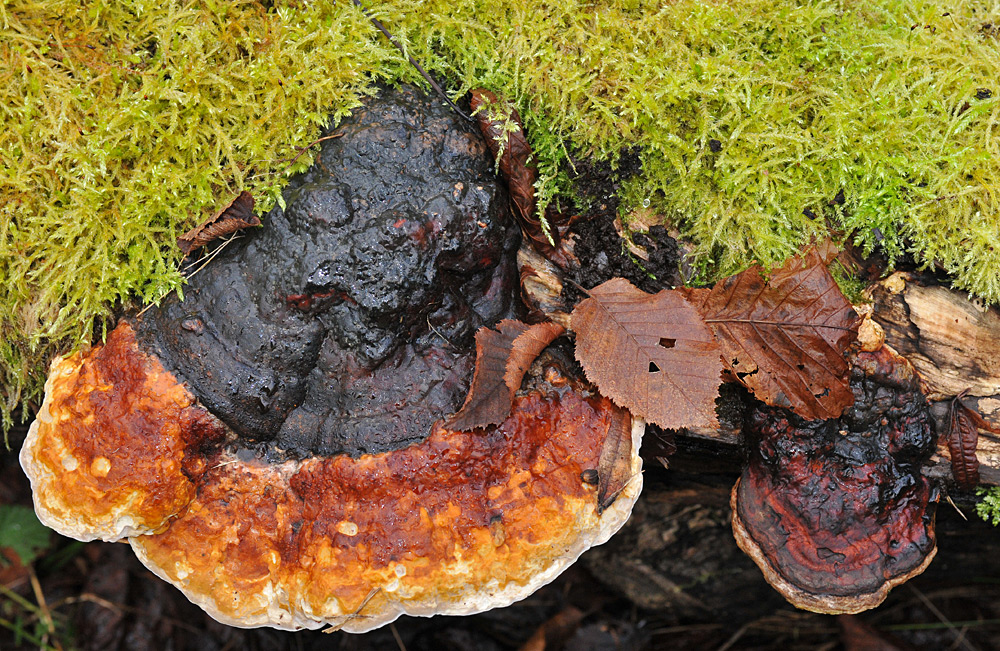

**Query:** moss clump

left=2, top=0, right=999, bottom=430
left=977, top=487, right=1000, bottom=526
left=0, top=1, right=403, bottom=429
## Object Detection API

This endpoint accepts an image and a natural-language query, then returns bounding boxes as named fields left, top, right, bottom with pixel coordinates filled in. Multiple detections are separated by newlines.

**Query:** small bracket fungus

left=20, top=87, right=643, bottom=632
left=732, top=346, right=938, bottom=614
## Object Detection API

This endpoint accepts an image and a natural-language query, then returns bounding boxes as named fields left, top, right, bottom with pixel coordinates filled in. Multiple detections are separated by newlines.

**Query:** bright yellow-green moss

left=2, top=0, right=999, bottom=431
left=977, top=487, right=1000, bottom=525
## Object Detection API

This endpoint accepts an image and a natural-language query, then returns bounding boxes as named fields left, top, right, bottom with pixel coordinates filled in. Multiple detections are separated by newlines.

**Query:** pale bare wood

left=869, top=272, right=1000, bottom=487
left=870, top=272, right=1000, bottom=398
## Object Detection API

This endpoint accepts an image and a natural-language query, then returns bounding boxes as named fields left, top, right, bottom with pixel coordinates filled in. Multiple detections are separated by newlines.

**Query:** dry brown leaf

left=177, top=191, right=259, bottom=255
left=572, top=278, right=722, bottom=429
left=597, top=404, right=634, bottom=513
left=838, top=614, right=915, bottom=651
left=470, top=89, right=557, bottom=251
left=518, top=606, right=586, bottom=651
left=505, top=321, right=566, bottom=393
left=698, top=245, right=860, bottom=420
left=446, top=320, right=529, bottom=431
left=947, top=392, right=982, bottom=490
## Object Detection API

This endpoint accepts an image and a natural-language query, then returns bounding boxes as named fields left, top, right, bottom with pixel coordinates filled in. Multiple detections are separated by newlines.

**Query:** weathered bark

left=870, top=272, right=1000, bottom=487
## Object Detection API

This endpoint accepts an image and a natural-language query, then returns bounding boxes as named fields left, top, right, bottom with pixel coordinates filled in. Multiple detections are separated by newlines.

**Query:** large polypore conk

left=20, top=87, right=643, bottom=631
left=732, top=345, right=938, bottom=614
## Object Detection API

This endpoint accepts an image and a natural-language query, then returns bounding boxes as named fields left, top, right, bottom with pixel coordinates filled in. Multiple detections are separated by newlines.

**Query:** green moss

left=829, top=260, right=869, bottom=305
left=976, top=487, right=1000, bottom=526
left=0, top=0, right=401, bottom=429
left=2, top=0, right=999, bottom=431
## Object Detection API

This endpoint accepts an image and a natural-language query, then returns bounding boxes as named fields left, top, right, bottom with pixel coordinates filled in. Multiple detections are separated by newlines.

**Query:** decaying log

left=675, top=272, right=1000, bottom=488
left=870, top=272, right=1000, bottom=488
left=870, top=272, right=1000, bottom=398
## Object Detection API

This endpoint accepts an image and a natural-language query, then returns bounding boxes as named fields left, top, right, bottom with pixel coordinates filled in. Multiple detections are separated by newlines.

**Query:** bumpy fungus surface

left=135, top=86, right=519, bottom=458
left=20, top=87, right=642, bottom=631
left=732, top=346, right=937, bottom=614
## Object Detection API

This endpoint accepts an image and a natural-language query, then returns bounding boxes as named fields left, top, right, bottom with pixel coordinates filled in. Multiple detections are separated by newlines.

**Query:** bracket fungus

left=732, top=345, right=938, bottom=614
left=20, top=87, right=642, bottom=631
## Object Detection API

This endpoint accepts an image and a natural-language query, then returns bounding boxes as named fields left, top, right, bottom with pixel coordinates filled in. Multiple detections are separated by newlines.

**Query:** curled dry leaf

left=505, top=321, right=566, bottom=393
left=447, top=320, right=528, bottom=431
left=943, top=390, right=1000, bottom=490
left=177, top=191, right=259, bottom=255
left=470, top=89, right=557, bottom=251
left=697, top=245, right=860, bottom=420
left=448, top=320, right=565, bottom=431
left=571, top=278, right=722, bottom=430
left=947, top=397, right=980, bottom=490
left=596, top=404, right=635, bottom=513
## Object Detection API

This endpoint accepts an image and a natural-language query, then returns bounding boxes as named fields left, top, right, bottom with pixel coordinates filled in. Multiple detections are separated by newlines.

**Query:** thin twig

left=51, top=592, right=209, bottom=636
left=28, top=564, right=61, bottom=651
left=351, top=0, right=472, bottom=122
left=426, top=315, right=455, bottom=349
left=908, top=584, right=979, bottom=651
left=136, top=227, right=242, bottom=318
left=715, top=622, right=750, bottom=651
left=183, top=233, right=241, bottom=281
left=945, top=491, right=968, bottom=520
left=51, top=593, right=121, bottom=614
left=323, top=587, right=382, bottom=633
left=389, top=622, right=407, bottom=651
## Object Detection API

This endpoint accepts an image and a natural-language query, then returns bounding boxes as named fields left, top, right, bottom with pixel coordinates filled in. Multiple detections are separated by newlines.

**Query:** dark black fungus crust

left=134, top=86, right=518, bottom=458
left=737, top=347, right=937, bottom=599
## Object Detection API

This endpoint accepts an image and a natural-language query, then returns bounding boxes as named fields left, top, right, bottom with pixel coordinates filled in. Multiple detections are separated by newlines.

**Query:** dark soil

left=557, top=148, right=683, bottom=308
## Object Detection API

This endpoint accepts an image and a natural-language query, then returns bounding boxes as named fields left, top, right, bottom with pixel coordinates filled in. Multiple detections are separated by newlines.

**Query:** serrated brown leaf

left=597, top=404, right=634, bottom=513
left=447, top=320, right=529, bottom=431
left=178, top=191, right=259, bottom=255
left=698, top=246, right=860, bottom=420
left=572, top=278, right=722, bottom=429
left=470, top=89, right=557, bottom=251
left=947, top=394, right=981, bottom=490
left=505, top=321, right=565, bottom=393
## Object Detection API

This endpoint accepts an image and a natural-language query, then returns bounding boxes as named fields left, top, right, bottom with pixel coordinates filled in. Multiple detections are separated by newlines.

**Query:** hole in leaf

left=649, top=362, right=660, bottom=373
left=815, top=387, right=830, bottom=398
left=797, top=363, right=805, bottom=371
left=658, top=337, right=676, bottom=349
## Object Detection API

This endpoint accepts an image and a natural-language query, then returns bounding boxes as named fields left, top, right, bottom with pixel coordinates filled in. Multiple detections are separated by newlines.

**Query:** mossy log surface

left=4, top=0, right=1000, bottom=431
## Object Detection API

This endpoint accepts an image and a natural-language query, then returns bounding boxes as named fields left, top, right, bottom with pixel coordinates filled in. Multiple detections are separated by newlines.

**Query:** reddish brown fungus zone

left=131, top=386, right=620, bottom=624
left=23, top=324, right=226, bottom=541
left=732, top=346, right=938, bottom=614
